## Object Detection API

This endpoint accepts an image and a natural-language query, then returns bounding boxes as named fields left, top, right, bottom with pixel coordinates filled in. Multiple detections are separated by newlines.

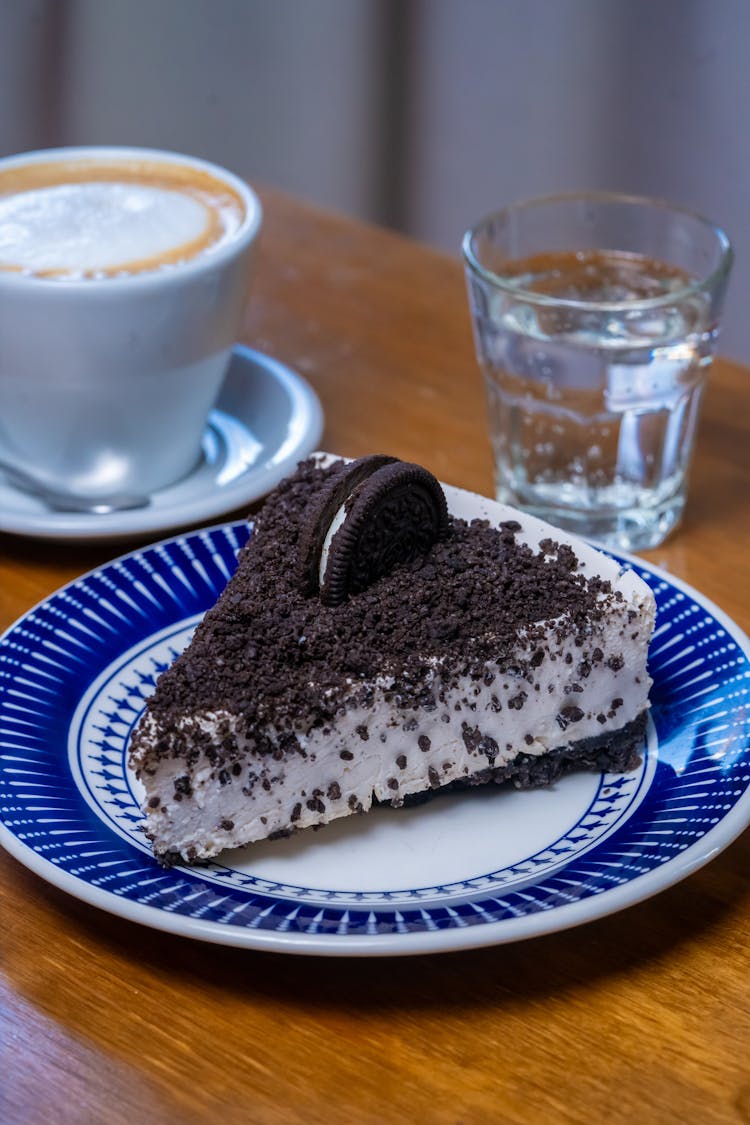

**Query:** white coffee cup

left=0, top=146, right=262, bottom=498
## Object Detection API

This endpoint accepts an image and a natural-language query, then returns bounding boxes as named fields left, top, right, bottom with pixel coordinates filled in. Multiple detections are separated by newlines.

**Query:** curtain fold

left=1, top=0, right=748, bottom=358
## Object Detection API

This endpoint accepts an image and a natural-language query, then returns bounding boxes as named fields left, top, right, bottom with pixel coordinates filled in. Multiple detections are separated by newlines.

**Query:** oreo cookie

left=300, top=456, right=450, bottom=606
left=296, top=455, right=398, bottom=596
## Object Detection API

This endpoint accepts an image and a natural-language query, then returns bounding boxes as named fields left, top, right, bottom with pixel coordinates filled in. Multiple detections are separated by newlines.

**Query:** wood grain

left=1, top=188, right=749, bottom=1125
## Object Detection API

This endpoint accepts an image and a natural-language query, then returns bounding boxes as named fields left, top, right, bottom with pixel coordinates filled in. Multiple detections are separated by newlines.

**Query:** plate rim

left=0, top=520, right=749, bottom=957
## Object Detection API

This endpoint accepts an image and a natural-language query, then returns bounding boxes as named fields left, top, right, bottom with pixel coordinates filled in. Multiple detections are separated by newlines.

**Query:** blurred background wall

left=1, top=0, right=748, bottom=358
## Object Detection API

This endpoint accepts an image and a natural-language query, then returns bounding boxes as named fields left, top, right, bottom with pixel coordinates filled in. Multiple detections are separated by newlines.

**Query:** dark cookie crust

left=402, top=711, right=647, bottom=803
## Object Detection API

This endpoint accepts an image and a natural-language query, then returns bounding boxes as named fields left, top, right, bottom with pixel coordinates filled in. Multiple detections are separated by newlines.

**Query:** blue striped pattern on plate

left=1, top=521, right=748, bottom=955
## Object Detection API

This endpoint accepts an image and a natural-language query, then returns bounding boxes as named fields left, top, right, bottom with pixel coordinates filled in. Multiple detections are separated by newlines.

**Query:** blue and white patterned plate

left=1, top=521, right=749, bottom=956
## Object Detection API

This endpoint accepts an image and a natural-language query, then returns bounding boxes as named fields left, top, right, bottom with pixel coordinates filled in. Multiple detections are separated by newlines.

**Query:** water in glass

left=473, top=250, right=715, bottom=550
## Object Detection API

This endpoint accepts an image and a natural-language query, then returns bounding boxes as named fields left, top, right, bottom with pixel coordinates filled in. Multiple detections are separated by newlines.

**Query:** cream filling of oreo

left=0, top=182, right=212, bottom=275
left=318, top=502, right=348, bottom=588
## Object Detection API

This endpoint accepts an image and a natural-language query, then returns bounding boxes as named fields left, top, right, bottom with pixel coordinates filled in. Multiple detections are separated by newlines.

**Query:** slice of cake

left=129, top=454, right=656, bottom=865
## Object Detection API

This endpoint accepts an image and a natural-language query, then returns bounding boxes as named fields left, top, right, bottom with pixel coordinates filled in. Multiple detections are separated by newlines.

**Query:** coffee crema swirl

left=0, top=158, right=247, bottom=280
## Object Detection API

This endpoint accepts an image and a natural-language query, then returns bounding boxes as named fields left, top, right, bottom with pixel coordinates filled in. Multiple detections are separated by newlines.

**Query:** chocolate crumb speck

left=173, top=776, right=192, bottom=798
left=557, top=705, right=585, bottom=730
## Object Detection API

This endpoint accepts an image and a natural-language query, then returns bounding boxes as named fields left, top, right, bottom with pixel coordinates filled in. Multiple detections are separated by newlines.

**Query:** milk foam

left=0, top=182, right=216, bottom=276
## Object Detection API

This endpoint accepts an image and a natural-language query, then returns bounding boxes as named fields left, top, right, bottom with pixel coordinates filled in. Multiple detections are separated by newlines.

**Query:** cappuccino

left=0, top=157, right=247, bottom=280
left=0, top=146, right=261, bottom=499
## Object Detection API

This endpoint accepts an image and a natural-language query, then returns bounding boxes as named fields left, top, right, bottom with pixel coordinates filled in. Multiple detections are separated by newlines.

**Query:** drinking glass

left=463, top=193, right=733, bottom=550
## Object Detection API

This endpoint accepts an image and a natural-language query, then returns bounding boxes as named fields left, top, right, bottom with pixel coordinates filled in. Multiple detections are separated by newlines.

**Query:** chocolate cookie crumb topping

left=137, top=457, right=617, bottom=764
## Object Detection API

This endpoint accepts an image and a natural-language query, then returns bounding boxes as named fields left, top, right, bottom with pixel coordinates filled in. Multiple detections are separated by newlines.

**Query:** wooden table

left=2, top=189, right=749, bottom=1125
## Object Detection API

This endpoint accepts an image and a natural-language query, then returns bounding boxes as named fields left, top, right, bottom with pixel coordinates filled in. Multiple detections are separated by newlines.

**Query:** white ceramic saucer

left=0, top=346, right=323, bottom=542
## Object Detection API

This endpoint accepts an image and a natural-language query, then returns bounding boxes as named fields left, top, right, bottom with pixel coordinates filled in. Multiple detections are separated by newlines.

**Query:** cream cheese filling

left=134, top=591, right=654, bottom=861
